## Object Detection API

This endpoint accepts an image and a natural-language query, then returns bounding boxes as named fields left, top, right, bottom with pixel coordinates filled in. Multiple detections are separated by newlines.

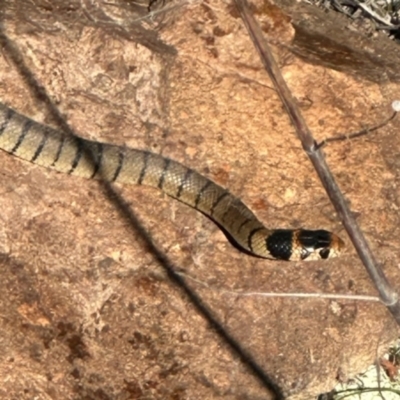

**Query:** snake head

left=297, top=230, right=344, bottom=261
left=265, top=229, right=344, bottom=261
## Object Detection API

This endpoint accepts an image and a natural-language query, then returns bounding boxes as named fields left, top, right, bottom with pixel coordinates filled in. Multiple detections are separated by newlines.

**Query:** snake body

left=0, top=103, right=344, bottom=261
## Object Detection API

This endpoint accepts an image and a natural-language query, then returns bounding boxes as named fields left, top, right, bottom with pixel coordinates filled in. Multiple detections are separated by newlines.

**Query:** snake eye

left=319, top=248, right=330, bottom=259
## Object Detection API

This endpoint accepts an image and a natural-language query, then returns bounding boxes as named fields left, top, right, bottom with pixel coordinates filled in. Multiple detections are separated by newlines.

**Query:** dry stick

left=177, top=271, right=380, bottom=302
left=234, top=0, right=400, bottom=324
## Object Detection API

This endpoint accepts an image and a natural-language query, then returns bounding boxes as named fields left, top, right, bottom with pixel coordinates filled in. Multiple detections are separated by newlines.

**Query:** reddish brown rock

left=0, top=1, right=399, bottom=399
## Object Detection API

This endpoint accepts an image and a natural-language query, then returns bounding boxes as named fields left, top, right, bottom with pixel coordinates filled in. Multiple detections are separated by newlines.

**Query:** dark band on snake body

left=111, top=150, right=125, bottom=182
left=11, top=120, right=33, bottom=154
left=0, top=108, right=14, bottom=136
left=31, top=128, right=49, bottom=162
left=176, top=168, right=193, bottom=198
left=210, top=191, right=229, bottom=217
left=194, top=180, right=212, bottom=208
left=158, top=158, right=171, bottom=189
left=68, top=138, right=84, bottom=174
left=90, top=142, right=104, bottom=179
left=52, top=135, right=66, bottom=167
left=138, top=151, right=150, bottom=185
left=266, top=230, right=293, bottom=261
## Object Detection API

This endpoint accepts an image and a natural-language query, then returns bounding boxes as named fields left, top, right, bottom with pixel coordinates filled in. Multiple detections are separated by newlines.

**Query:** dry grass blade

left=233, top=0, right=400, bottom=324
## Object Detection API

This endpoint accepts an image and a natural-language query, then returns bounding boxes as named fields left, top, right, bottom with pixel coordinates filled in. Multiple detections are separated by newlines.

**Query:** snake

left=0, top=102, right=344, bottom=261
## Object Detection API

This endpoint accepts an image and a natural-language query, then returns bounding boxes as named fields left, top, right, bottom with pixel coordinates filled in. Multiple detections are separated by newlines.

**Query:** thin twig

left=234, top=0, right=400, bottom=325
left=177, top=271, right=380, bottom=302
left=318, top=111, right=397, bottom=148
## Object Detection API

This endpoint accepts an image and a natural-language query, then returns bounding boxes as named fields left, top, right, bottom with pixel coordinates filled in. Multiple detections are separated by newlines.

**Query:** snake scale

left=0, top=102, right=344, bottom=261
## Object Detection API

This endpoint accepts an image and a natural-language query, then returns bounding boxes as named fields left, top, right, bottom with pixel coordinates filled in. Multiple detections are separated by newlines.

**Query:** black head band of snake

left=0, top=103, right=344, bottom=261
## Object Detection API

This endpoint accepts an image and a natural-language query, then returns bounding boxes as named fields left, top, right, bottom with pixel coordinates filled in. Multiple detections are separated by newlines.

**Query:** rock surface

left=0, top=0, right=399, bottom=399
